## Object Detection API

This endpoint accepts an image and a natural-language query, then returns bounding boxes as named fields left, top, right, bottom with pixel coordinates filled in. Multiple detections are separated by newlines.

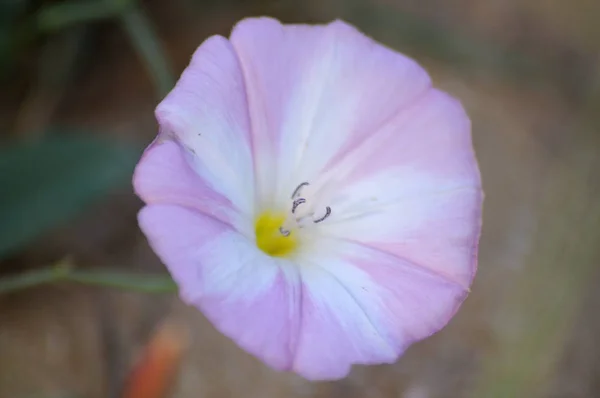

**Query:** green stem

left=0, top=262, right=178, bottom=295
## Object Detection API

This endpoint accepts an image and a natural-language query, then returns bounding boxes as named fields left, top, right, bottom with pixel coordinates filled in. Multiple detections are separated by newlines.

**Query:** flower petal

left=319, top=89, right=482, bottom=287
left=133, top=139, right=241, bottom=229
left=155, top=35, right=255, bottom=217
left=230, top=18, right=431, bottom=205
left=138, top=205, right=301, bottom=371
left=292, top=237, right=467, bottom=380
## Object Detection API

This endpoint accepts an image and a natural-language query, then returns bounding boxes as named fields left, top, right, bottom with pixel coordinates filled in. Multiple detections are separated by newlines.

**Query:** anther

left=313, top=206, right=332, bottom=223
left=291, top=198, right=306, bottom=214
left=291, top=182, right=309, bottom=199
left=279, top=227, right=291, bottom=237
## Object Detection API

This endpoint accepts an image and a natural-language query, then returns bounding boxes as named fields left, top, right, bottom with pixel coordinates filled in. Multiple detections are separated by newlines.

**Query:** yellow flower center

left=255, top=211, right=298, bottom=257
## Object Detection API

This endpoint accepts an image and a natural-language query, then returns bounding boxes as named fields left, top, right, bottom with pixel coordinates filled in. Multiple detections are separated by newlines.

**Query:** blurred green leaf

left=0, top=133, right=140, bottom=259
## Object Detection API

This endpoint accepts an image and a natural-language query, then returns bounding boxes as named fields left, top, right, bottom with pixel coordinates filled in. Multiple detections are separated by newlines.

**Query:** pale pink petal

left=155, top=35, right=255, bottom=216
left=292, top=237, right=467, bottom=380
left=319, top=89, right=482, bottom=287
left=133, top=139, right=238, bottom=228
left=230, top=17, right=431, bottom=205
left=138, top=205, right=301, bottom=371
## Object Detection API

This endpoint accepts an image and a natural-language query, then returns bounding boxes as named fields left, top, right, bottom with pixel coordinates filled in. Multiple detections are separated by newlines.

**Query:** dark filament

left=313, top=206, right=332, bottom=223
left=292, top=198, right=306, bottom=213
left=291, top=182, right=309, bottom=199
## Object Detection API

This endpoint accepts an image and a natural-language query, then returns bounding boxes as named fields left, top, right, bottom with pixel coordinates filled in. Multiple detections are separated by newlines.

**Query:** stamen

left=291, top=198, right=306, bottom=213
left=291, top=182, right=309, bottom=199
left=313, top=206, right=332, bottom=223
left=287, top=181, right=332, bottom=228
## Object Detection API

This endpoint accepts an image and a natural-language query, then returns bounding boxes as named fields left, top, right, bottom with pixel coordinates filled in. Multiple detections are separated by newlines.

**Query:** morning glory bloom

left=134, top=17, right=483, bottom=380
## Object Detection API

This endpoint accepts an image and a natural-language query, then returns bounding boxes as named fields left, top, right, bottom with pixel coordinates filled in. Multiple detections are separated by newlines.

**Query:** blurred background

left=1, top=0, right=599, bottom=397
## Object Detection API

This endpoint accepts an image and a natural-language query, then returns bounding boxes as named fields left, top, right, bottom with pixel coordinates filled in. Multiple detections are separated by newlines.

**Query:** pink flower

left=134, top=17, right=482, bottom=380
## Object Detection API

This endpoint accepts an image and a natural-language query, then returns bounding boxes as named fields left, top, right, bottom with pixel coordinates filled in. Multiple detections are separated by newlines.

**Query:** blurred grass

left=118, top=4, right=174, bottom=97
left=12, top=26, right=90, bottom=135
left=3, top=0, right=174, bottom=104
left=37, top=0, right=174, bottom=97
left=36, top=0, right=127, bottom=31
